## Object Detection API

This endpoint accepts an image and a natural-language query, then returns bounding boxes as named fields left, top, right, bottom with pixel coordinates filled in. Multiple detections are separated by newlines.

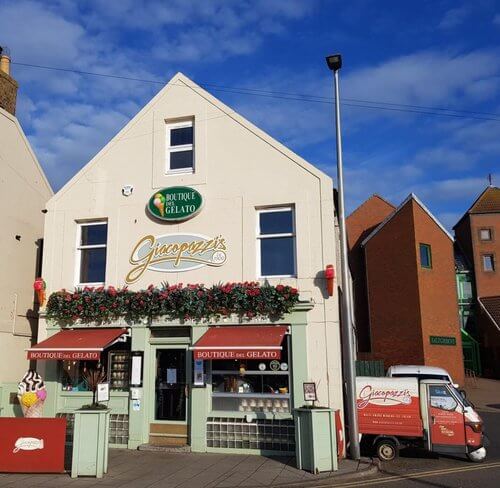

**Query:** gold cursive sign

left=126, top=233, right=227, bottom=284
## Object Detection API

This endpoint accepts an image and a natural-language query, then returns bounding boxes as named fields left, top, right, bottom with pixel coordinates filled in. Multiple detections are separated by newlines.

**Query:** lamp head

left=326, top=54, right=342, bottom=71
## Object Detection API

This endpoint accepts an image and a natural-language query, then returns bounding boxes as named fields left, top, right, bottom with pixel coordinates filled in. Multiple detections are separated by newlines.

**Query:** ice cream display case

left=108, top=351, right=130, bottom=391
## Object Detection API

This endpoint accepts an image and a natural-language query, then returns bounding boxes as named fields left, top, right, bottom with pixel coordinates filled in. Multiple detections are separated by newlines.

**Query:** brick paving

left=0, top=449, right=374, bottom=488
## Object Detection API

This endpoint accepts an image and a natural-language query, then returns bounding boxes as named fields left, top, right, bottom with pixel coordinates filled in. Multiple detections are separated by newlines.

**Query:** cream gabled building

left=34, top=73, right=344, bottom=454
left=0, top=52, right=53, bottom=387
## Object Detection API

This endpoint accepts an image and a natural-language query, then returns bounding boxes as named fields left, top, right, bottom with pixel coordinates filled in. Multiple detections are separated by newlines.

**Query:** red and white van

left=356, top=377, right=486, bottom=462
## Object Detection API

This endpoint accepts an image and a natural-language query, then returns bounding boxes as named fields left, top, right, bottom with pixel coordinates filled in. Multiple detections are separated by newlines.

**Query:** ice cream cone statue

left=153, top=193, right=166, bottom=217
left=17, top=370, right=47, bottom=418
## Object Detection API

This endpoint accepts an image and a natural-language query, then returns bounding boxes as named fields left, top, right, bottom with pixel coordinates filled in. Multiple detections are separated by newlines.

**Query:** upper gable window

left=479, top=228, right=492, bottom=241
left=166, top=119, right=194, bottom=174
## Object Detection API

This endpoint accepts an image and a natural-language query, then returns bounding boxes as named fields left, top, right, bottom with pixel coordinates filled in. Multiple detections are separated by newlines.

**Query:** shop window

left=76, top=221, right=107, bottom=285
left=482, top=254, right=495, bottom=272
left=257, top=207, right=296, bottom=277
left=61, top=360, right=100, bottom=392
left=479, top=228, right=492, bottom=241
left=166, top=119, right=194, bottom=174
left=419, top=243, right=432, bottom=269
left=61, top=342, right=130, bottom=392
left=211, top=338, right=291, bottom=413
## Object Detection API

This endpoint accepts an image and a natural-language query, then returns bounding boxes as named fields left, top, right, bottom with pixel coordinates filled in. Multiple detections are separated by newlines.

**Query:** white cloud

left=438, top=6, right=469, bottom=29
left=342, top=49, right=500, bottom=107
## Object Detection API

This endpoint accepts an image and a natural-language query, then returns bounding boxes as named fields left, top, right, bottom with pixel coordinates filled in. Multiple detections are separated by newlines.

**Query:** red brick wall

left=364, top=201, right=424, bottom=366
left=469, top=214, right=500, bottom=298
left=346, top=196, right=394, bottom=352
left=413, top=201, right=465, bottom=385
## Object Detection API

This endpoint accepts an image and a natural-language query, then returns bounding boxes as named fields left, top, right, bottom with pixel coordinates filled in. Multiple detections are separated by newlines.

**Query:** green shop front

left=30, top=303, right=313, bottom=455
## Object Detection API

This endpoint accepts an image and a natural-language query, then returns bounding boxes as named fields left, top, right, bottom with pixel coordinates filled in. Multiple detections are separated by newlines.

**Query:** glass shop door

left=155, top=348, right=188, bottom=422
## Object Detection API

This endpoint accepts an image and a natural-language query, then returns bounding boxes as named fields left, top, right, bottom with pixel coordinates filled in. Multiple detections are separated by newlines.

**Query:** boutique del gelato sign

left=126, top=233, right=227, bottom=284
left=148, top=186, right=203, bottom=221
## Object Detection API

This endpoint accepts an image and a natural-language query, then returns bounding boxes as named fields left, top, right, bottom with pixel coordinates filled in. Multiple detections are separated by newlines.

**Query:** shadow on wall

left=313, top=270, right=330, bottom=301
left=0, top=384, right=23, bottom=417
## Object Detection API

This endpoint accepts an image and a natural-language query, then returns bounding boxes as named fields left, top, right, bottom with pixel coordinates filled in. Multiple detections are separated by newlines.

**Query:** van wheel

left=375, top=439, right=398, bottom=462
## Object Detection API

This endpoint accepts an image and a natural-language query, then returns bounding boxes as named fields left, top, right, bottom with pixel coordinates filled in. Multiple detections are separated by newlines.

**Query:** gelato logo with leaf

left=148, top=187, right=203, bottom=222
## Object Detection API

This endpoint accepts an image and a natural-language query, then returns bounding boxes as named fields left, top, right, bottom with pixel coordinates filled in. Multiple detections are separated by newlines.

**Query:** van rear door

left=426, top=383, right=466, bottom=455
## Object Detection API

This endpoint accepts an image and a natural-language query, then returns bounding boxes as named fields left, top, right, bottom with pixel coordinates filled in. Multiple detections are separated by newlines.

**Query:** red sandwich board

left=0, top=418, right=66, bottom=473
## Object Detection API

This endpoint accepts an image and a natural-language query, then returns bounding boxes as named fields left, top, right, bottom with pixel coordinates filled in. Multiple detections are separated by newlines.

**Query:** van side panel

left=356, top=377, right=424, bottom=437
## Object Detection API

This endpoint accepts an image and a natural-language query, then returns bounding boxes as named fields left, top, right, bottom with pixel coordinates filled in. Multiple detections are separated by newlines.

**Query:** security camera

left=122, top=185, right=134, bottom=197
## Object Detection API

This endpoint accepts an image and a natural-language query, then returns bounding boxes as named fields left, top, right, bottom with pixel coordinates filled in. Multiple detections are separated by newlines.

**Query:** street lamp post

left=325, top=53, right=361, bottom=460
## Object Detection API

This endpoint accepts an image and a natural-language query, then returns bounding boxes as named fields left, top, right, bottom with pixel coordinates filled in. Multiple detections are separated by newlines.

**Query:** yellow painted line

left=307, top=461, right=500, bottom=488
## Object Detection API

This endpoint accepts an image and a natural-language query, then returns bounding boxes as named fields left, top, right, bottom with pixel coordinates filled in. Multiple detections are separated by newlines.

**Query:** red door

left=427, top=384, right=466, bottom=454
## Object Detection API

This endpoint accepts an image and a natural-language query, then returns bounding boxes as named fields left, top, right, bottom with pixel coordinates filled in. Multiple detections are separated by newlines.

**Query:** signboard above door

left=148, top=186, right=203, bottom=222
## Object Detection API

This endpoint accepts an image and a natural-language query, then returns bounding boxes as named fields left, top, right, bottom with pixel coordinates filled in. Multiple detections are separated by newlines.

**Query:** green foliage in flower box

left=46, top=282, right=300, bottom=324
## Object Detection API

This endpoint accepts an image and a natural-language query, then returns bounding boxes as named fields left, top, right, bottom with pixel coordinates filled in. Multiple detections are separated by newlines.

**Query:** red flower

left=96, top=286, right=104, bottom=292
left=276, top=284, right=284, bottom=292
left=107, top=286, right=117, bottom=297
left=197, top=291, right=204, bottom=298
left=77, top=305, right=83, bottom=311
left=290, top=288, right=298, bottom=295
left=99, top=305, right=107, bottom=312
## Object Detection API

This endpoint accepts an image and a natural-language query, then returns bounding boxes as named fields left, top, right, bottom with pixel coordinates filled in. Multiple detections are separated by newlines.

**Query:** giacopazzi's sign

left=148, top=187, right=203, bottom=222
left=126, top=233, right=227, bottom=284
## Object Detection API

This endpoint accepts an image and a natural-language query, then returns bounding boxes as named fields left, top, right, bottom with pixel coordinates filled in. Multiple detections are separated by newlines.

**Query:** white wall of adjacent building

left=0, top=107, right=52, bottom=383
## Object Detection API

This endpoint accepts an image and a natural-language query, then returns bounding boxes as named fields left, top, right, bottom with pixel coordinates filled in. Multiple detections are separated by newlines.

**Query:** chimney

left=0, top=46, right=18, bottom=116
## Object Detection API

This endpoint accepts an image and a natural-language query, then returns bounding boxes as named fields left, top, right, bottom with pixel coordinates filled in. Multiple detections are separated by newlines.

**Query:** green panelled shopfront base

left=294, top=408, right=338, bottom=473
left=429, top=335, right=457, bottom=346
left=71, top=409, right=110, bottom=478
left=148, top=186, right=203, bottom=221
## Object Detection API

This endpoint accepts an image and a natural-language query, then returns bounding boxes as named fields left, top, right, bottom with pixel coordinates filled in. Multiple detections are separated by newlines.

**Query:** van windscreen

left=392, top=373, right=449, bottom=381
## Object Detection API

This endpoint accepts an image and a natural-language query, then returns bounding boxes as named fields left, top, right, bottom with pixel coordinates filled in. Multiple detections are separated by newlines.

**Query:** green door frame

left=149, top=344, right=192, bottom=427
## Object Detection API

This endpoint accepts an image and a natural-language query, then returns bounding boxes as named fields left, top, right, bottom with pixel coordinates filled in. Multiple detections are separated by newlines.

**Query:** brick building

left=347, top=194, right=465, bottom=384
left=454, top=186, right=500, bottom=377
left=0, top=47, right=17, bottom=116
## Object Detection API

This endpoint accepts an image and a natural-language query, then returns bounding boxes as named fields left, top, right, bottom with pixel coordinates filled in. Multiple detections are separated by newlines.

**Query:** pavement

left=0, top=450, right=376, bottom=488
left=2, top=378, right=499, bottom=488
left=465, top=376, right=500, bottom=413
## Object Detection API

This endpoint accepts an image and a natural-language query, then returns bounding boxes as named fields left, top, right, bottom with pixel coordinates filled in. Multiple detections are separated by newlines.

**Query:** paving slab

left=0, top=449, right=377, bottom=488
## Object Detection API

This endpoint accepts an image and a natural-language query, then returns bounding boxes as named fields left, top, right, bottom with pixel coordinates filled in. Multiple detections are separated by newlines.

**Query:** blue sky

left=1, top=0, right=499, bottom=228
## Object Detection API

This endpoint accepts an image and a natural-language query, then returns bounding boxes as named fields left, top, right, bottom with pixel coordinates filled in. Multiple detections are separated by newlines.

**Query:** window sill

left=165, top=169, right=195, bottom=176
left=258, top=275, right=297, bottom=279
left=76, top=282, right=105, bottom=287
left=209, top=410, right=293, bottom=420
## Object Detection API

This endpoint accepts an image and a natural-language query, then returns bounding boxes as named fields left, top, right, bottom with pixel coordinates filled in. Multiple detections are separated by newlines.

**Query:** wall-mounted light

left=15, top=235, right=21, bottom=241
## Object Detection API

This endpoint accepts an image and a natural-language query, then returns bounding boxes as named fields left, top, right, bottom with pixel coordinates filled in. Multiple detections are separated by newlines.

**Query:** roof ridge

left=347, top=193, right=395, bottom=220
left=361, top=193, right=453, bottom=246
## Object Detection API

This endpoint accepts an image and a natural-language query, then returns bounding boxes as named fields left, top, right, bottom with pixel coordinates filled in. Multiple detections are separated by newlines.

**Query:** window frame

left=74, top=220, right=108, bottom=287
left=256, top=206, right=297, bottom=279
left=419, top=243, right=432, bottom=269
left=479, top=228, right=493, bottom=241
left=482, top=253, right=495, bottom=272
left=165, top=119, right=195, bottom=175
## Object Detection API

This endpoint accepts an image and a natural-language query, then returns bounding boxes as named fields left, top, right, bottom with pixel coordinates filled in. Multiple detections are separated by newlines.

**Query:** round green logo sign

left=148, top=186, right=203, bottom=221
